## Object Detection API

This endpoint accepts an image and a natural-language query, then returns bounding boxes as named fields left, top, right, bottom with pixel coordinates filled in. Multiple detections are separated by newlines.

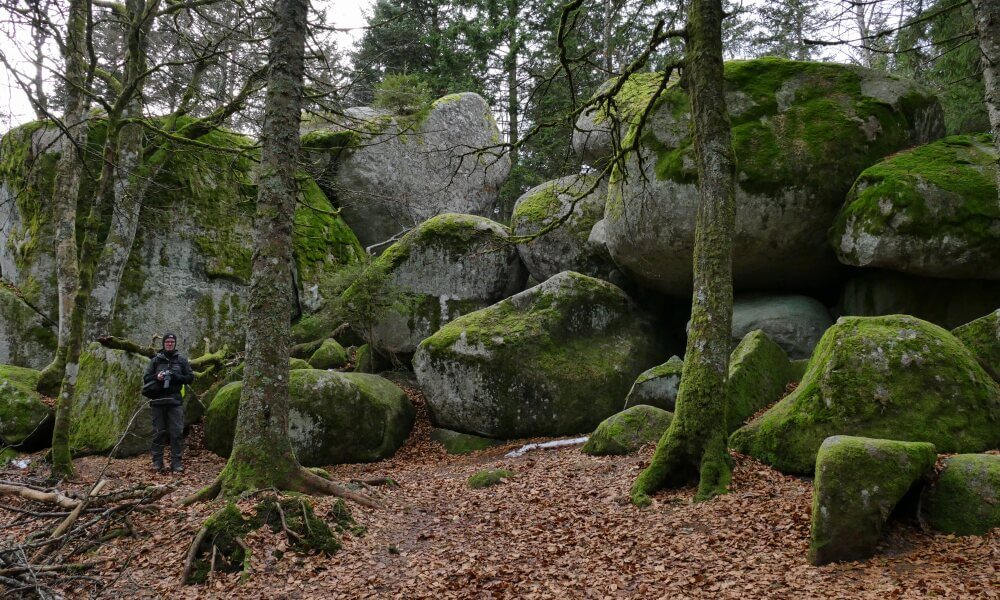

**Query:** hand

left=157, top=371, right=165, bottom=381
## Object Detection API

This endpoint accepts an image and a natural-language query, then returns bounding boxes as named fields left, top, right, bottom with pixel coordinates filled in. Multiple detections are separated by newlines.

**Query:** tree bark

left=214, top=0, right=310, bottom=495
left=971, top=0, right=1000, bottom=191
left=631, top=0, right=736, bottom=506
left=36, top=0, right=90, bottom=397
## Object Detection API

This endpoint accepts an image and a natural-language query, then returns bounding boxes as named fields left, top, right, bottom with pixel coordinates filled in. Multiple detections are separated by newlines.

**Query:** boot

left=151, top=456, right=164, bottom=472
left=170, top=457, right=183, bottom=474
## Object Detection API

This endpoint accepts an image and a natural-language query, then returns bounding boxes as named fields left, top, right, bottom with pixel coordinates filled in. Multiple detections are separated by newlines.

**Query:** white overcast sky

left=0, top=0, right=374, bottom=131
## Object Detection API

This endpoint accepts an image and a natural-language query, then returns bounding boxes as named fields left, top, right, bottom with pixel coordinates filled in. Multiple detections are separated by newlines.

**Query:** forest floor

left=2, top=385, right=997, bottom=599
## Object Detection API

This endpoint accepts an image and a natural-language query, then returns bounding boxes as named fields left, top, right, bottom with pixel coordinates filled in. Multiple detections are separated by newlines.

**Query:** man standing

left=142, top=333, right=194, bottom=473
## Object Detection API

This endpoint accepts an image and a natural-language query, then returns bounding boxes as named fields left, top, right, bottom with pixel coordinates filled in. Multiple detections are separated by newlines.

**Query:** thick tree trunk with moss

left=37, top=0, right=90, bottom=397
left=631, top=0, right=736, bottom=505
left=971, top=0, right=1000, bottom=190
left=214, top=0, right=309, bottom=493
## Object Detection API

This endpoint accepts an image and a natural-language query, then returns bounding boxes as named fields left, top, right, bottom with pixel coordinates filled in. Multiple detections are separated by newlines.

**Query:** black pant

left=150, top=403, right=184, bottom=466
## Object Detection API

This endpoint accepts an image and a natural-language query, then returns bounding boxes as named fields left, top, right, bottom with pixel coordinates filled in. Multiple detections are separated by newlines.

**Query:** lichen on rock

left=809, top=435, right=936, bottom=565
left=730, top=315, right=1000, bottom=474
left=0, top=364, right=52, bottom=448
left=624, top=355, right=683, bottom=412
left=582, top=404, right=673, bottom=456
left=920, top=453, right=1000, bottom=536
left=951, top=308, right=1000, bottom=382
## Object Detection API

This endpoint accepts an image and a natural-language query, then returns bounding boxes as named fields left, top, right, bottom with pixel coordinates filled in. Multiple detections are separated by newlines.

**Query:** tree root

left=180, top=466, right=379, bottom=508
left=179, top=525, right=209, bottom=585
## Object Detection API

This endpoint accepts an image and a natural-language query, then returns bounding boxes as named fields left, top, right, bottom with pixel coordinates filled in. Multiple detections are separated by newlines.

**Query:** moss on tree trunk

left=631, top=0, right=736, bottom=505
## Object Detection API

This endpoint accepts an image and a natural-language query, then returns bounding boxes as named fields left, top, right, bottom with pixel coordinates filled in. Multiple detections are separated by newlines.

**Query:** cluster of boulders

left=1, top=58, right=997, bottom=546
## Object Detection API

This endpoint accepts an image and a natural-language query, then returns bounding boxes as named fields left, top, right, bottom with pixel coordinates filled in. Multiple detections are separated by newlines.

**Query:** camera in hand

left=162, top=370, right=171, bottom=389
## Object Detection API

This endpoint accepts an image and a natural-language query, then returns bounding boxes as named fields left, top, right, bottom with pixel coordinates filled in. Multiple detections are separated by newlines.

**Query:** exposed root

left=181, top=467, right=380, bottom=509
left=180, top=477, right=222, bottom=506
left=179, top=525, right=209, bottom=585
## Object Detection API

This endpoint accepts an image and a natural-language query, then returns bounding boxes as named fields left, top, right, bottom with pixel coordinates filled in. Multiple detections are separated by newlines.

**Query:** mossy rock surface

left=308, top=339, right=348, bottom=369
left=730, top=315, right=1000, bottom=474
left=809, top=435, right=936, bottom=565
left=303, top=93, right=511, bottom=247
left=833, top=134, right=999, bottom=279
left=414, top=271, right=668, bottom=439
left=429, top=428, right=505, bottom=454
left=582, top=405, right=673, bottom=456
left=345, top=213, right=526, bottom=356
left=839, top=269, right=1000, bottom=330
left=602, top=58, right=945, bottom=295
left=0, top=364, right=52, bottom=448
left=69, top=343, right=153, bottom=457
left=624, top=356, right=683, bottom=412
left=204, top=370, right=415, bottom=465
left=731, top=294, right=832, bottom=360
left=0, top=285, right=56, bottom=369
left=510, top=175, right=623, bottom=285
left=920, top=454, right=1000, bottom=536
left=726, top=330, right=795, bottom=433
left=952, top=309, right=1000, bottom=382
left=0, top=119, right=361, bottom=360
left=468, top=469, right=515, bottom=489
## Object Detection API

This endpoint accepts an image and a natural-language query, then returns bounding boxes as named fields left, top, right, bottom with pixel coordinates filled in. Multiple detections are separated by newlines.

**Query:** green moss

left=510, top=175, right=604, bottom=241
left=726, top=330, right=795, bottom=433
left=203, top=381, right=243, bottom=457
left=730, top=315, right=1000, bottom=474
left=582, top=405, right=674, bottom=456
left=289, top=357, right=313, bottom=370
left=69, top=343, right=150, bottom=456
left=468, top=469, right=515, bottom=489
left=809, top=435, right=937, bottom=565
left=307, top=339, right=348, bottom=369
left=590, top=71, right=668, bottom=126
left=292, top=178, right=364, bottom=287
left=921, top=454, right=1000, bottom=536
left=0, top=364, right=51, bottom=447
left=832, top=134, right=998, bottom=249
left=952, top=309, right=1000, bottom=381
left=429, top=428, right=504, bottom=454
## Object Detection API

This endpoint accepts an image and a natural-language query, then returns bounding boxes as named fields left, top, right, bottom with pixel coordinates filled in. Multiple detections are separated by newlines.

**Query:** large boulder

left=308, top=339, right=348, bottom=370
left=0, top=120, right=362, bottom=366
left=920, top=454, right=1000, bottom=536
left=204, top=370, right=415, bottom=465
left=413, top=271, right=667, bottom=439
left=809, top=436, right=936, bottom=565
left=342, top=214, right=526, bottom=356
left=832, top=134, right=999, bottom=279
left=0, top=285, right=56, bottom=370
left=302, top=93, right=510, bottom=248
left=624, top=355, right=683, bottom=412
left=510, top=175, right=623, bottom=285
left=69, top=343, right=153, bottom=457
left=838, top=269, right=1000, bottom=329
left=0, top=364, right=52, bottom=448
left=730, top=315, right=1000, bottom=474
left=952, top=309, right=999, bottom=381
left=602, top=58, right=944, bottom=295
left=731, top=294, right=832, bottom=360
left=582, top=405, right=674, bottom=456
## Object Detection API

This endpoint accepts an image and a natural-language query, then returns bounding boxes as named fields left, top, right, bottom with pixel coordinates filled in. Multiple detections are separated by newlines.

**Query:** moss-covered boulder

left=204, top=370, right=415, bottom=465
left=920, top=454, right=1000, bottom=536
left=510, top=175, right=623, bottom=285
left=730, top=315, right=1000, bottom=474
left=0, top=120, right=362, bottom=366
left=952, top=309, right=999, bottom=381
left=308, top=339, right=348, bottom=369
left=624, top=355, right=683, bottom=412
left=602, top=58, right=944, bottom=295
left=732, top=294, right=832, bottom=360
left=726, top=330, right=796, bottom=433
left=429, top=428, right=505, bottom=454
left=69, top=343, right=153, bottom=456
left=809, top=435, right=936, bottom=565
left=343, top=214, right=526, bottom=356
left=582, top=405, right=673, bottom=456
left=839, top=268, right=1000, bottom=330
left=413, top=271, right=667, bottom=439
left=302, top=93, right=510, bottom=247
left=832, top=134, right=999, bottom=279
left=0, top=285, right=56, bottom=370
left=0, top=364, right=52, bottom=448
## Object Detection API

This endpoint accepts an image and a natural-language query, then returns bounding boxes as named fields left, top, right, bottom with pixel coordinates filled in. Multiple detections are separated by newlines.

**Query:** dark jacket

left=142, top=350, right=194, bottom=406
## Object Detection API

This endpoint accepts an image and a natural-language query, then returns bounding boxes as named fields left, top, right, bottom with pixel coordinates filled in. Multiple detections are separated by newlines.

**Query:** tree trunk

left=631, top=0, right=736, bottom=506
left=971, top=0, right=1000, bottom=191
left=36, top=0, right=90, bottom=397
left=215, top=0, right=309, bottom=494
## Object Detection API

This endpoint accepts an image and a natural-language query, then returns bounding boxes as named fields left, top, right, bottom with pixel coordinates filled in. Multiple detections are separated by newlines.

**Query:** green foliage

left=373, top=74, right=433, bottom=116
left=468, top=469, right=515, bottom=489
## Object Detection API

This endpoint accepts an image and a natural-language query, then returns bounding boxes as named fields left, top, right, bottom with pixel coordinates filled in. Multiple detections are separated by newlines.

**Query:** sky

left=0, top=0, right=374, bottom=130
